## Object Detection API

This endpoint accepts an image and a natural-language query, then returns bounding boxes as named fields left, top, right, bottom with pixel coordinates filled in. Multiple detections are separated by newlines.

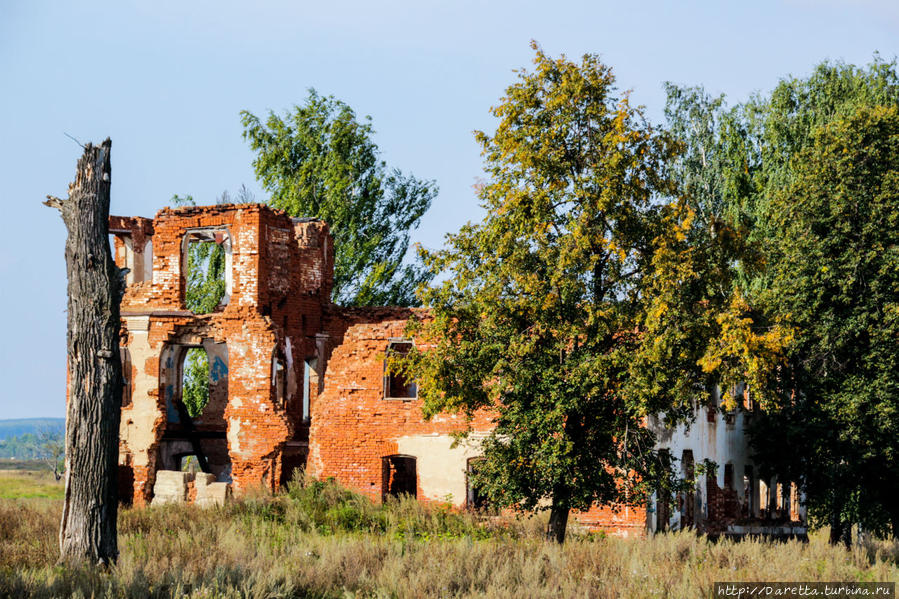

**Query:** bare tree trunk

left=45, top=138, right=125, bottom=565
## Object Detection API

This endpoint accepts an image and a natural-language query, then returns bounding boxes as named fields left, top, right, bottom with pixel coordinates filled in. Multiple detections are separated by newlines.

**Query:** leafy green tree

left=182, top=347, right=210, bottom=418
left=38, top=428, right=65, bottom=480
left=395, top=44, right=685, bottom=543
left=665, top=58, right=899, bottom=543
left=751, top=104, right=899, bottom=543
left=241, top=91, right=437, bottom=306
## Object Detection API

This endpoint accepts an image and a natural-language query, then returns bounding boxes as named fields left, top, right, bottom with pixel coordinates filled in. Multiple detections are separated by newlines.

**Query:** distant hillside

left=0, top=419, right=65, bottom=441
left=0, top=419, right=65, bottom=461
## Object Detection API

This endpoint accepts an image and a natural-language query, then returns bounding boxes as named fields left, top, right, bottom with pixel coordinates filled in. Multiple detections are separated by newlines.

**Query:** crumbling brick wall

left=307, top=307, right=495, bottom=505
left=111, top=204, right=331, bottom=504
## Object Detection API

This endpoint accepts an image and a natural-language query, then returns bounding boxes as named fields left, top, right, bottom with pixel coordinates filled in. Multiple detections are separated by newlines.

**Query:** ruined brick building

left=107, top=203, right=805, bottom=537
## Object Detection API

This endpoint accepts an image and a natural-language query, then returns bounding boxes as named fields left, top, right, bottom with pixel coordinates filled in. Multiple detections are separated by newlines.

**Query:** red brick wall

left=307, top=308, right=494, bottom=503
left=113, top=205, right=332, bottom=503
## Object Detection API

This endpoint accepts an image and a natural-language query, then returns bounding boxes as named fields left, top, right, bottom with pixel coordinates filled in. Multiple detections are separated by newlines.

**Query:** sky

left=0, top=0, right=896, bottom=419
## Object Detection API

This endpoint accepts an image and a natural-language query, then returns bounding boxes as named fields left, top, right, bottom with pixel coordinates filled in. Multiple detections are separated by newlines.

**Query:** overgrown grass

left=0, top=469, right=64, bottom=499
left=1, top=475, right=897, bottom=598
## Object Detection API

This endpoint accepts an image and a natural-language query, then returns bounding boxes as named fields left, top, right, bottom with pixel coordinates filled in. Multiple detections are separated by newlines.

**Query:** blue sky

left=1, top=0, right=896, bottom=419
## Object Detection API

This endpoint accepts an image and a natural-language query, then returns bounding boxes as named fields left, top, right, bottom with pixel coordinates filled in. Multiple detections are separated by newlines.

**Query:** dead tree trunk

left=45, top=138, right=125, bottom=565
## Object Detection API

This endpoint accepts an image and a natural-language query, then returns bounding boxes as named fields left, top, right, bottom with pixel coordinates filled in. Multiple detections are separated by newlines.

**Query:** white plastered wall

left=649, top=387, right=755, bottom=532
left=119, top=316, right=162, bottom=468
left=394, top=433, right=486, bottom=506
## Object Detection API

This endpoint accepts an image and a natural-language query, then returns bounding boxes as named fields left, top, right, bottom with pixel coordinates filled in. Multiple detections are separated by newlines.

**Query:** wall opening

left=182, top=347, right=210, bottom=417
left=384, top=341, right=416, bottom=400
left=303, top=358, right=316, bottom=421
left=466, top=457, right=489, bottom=510
left=272, top=351, right=287, bottom=408
left=655, top=449, right=671, bottom=532
left=744, top=464, right=756, bottom=518
left=183, top=229, right=232, bottom=314
left=157, top=341, right=231, bottom=485
left=680, top=450, right=695, bottom=528
left=177, top=454, right=201, bottom=473
left=110, top=233, right=153, bottom=284
left=120, top=346, right=132, bottom=408
left=382, top=455, right=417, bottom=499
left=724, top=463, right=735, bottom=491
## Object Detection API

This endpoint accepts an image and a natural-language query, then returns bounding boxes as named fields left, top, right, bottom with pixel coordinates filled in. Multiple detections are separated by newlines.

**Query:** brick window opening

left=272, top=351, right=287, bottom=408
left=466, top=458, right=489, bottom=510
left=383, top=341, right=417, bottom=400
left=110, top=233, right=153, bottom=285
left=183, top=229, right=232, bottom=314
left=303, top=358, right=317, bottom=422
left=382, top=455, right=417, bottom=499
left=157, top=342, right=230, bottom=483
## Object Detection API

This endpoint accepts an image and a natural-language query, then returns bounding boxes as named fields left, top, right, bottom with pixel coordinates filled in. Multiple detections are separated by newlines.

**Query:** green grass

left=0, top=469, right=64, bottom=499
left=0, top=474, right=897, bottom=598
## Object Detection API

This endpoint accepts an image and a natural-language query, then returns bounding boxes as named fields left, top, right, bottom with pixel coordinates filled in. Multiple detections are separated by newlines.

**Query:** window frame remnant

left=272, top=350, right=287, bottom=408
left=182, top=227, right=233, bottom=313
left=383, top=340, right=417, bottom=400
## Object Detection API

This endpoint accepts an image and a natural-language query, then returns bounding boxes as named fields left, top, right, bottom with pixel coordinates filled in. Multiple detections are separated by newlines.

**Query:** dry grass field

left=0, top=473, right=897, bottom=598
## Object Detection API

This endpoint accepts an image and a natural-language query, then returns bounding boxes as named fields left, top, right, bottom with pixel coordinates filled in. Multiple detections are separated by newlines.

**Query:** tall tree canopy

left=665, top=58, right=899, bottom=543
left=241, top=91, right=437, bottom=306
left=397, top=44, right=697, bottom=542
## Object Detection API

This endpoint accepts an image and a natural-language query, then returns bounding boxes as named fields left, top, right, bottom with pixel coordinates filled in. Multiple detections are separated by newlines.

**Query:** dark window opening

left=680, top=450, right=695, bottom=528
left=724, top=463, right=735, bottom=491
left=382, top=455, right=417, bottom=499
left=466, top=458, right=489, bottom=510
left=273, top=352, right=286, bottom=407
left=656, top=449, right=671, bottom=532
left=744, top=464, right=755, bottom=517
left=120, top=347, right=132, bottom=407
left=384, top=341, right=417, bottom=399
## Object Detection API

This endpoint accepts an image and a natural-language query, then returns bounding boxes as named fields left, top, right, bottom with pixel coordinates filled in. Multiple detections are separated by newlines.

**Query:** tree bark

left=546, top=486, right=570, bottom=544
left=45, top=138, right=125, bottom=565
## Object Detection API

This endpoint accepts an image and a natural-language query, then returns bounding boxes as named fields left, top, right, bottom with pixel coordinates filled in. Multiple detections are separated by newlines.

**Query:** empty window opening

left=467, top=458, right=489, bottom=510
left=184, top=229, right=232, bottom=314
left=178, top=454, right=201, bottom=473
left=384, top=341, right=417, bottom=399
left=680, top=450, right=695, bottom=528
left=655, top=449, right=671, bottom=532
left=158, top=342, right=230, bottom=485
left=110, top=234, right=153, bottom=285
left=303, top=358, right=317, bottom=421
left=382, top=455, right=417, bottom=499
left=272, top=352, right=287, bottom=407
left=182, top=347, right=211, bottom=418
left=723, top=463, right=735, bottom=491
left=743, top=465, right=756, bottom=517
